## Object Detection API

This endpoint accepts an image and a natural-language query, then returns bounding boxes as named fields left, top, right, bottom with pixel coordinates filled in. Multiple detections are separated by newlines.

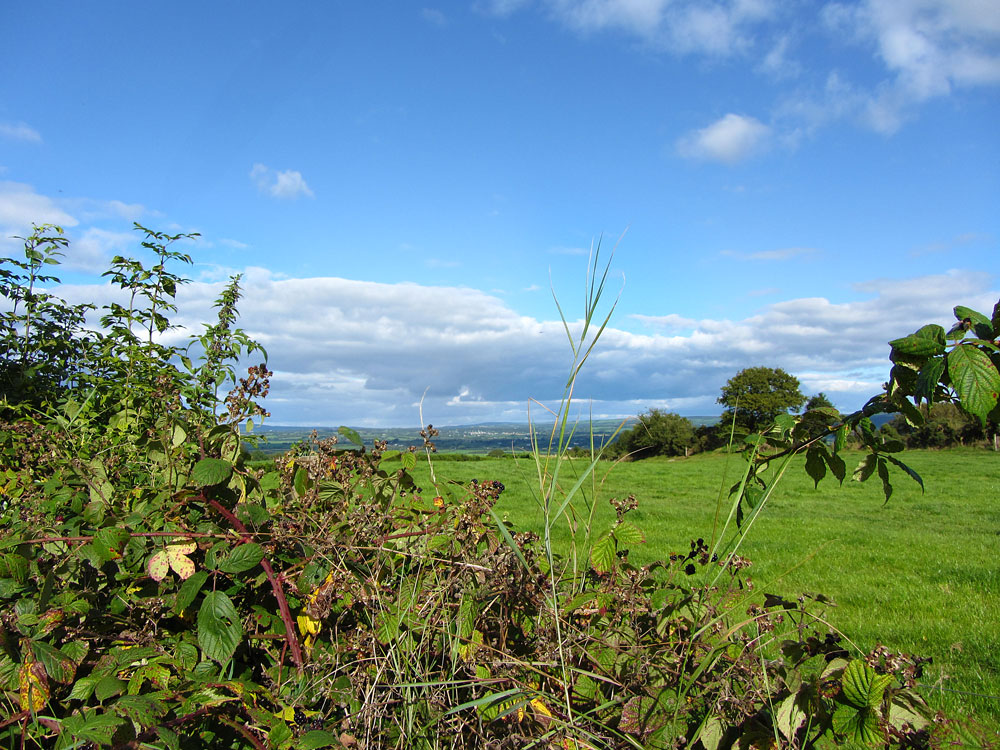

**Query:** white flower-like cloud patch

left=676, top=113, right=771, bottom=163
left=250, top=163, right=315, bottom=200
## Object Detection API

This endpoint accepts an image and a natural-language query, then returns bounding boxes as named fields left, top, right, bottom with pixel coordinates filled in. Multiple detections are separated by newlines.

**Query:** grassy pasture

left=410, top=448, right=1000, bottom=731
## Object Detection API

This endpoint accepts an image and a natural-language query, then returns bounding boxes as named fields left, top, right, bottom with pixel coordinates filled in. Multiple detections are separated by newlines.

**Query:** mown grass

left=411, top=447, right=1000, bottom=732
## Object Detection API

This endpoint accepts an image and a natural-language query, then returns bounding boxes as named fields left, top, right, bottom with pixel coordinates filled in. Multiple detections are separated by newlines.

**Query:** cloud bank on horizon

left=0, top=0, right=997, bottom=426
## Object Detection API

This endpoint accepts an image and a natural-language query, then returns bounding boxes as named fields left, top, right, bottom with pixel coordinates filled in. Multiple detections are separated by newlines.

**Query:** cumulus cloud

left=0, top=181, right=77, bottom=228
left=51, top=267, right=998, bottom=426
left=498, top=0, right=779, bottom=56
left=66, top=228, right=135, bottom=272
left=250, top=163, right=315, bottom=200
left=0, top=122, right=42, bottom=143
left=676, top=113, right=771, bottom=163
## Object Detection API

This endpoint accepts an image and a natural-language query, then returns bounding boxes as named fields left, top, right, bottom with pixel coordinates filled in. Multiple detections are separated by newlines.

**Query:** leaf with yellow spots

left=148, top=541, right=197, bottom=581
left=19, top=659, right=49, bottom=711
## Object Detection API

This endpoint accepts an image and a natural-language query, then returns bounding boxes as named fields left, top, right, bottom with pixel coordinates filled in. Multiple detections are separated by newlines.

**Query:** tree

left=805, top=392, right=836, bottom=412
left=718, top=366, right=805, bottom=433
left=613, top=409, right=694, bottom=458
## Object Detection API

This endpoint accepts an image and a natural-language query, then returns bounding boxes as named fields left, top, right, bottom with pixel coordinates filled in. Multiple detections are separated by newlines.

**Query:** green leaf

left=400, top=451, right=417, bottom=470
left=613, top=520, right=645, bottom=546
left=954, top=305, right=992, bottom=336
left=590, top=533, right=616, bottom=574
left=197, top=591, right=242, bottom=664
left=877, top=457, right=893, bottom=502
left=824, top=450, right=846, bottom=485
left=888, top=334, right=944, bottom=357
left=91, top=527, right=130, bottom=563
left=338, top=426, right=363, bottom=446
left=947, top=344, right=1000, bottom=425
left=219, top=542, right=264, bottom=574
left=298, top=730, right=338, bottom=749
left=31, top=640, right=76, bottom=683
left=191, top=458, right=233, bottom=488
left=853, top=454, right=876, bottom=483
left=68, top=674, right=100, bottom=701
left=884, top=454, right=924, bottom=492
left=174, top=570, right=209, bottom=614
left=833, top=704, right=881, bottom=745
left=912, top=323, right=946, bottom=345
left=374, top=612, right=400, bottom=645
left=805, top=445, right=826, bottom=488
left=834, top=423, right=848, bottom=452
left=114, top=693, right=167, bottom=726
left=697, top=715, right=724, bottom=750
left=293, top=467, right=311, bottom=498
left=992, top=300, right=1000, bottom=337
left=914, top=356, right=946, bottom=403
left=776, top=692, right=808, bottom=741
left=59, top=710, right=124, bottom=745
left=841, top=659, right=893, bottom=709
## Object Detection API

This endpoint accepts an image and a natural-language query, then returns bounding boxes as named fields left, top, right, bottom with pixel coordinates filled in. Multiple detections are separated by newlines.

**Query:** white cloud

left=51, top=267, right=998, bottom=426
left=421, top=7, right=447, bottom=25
left=721, top=246, right=818, bottom=261
left=0, top=181, right=77, bottom=229
left=676, top=113, right=771, bottom=163
left=0, top=122, right=42, bottom=143
left=67, top=228, right=135, bottom=272
left=813, top=0, right=1000, bottom=131
left=250, top=163, right=315, bottom=200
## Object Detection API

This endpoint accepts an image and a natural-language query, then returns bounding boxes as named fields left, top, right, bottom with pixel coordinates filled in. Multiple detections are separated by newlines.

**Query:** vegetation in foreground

left=1, top=225, right=998, bottom=748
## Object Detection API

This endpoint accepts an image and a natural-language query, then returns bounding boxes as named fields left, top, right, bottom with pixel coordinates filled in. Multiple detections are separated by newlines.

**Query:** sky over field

left=1, top=1, right=998, bottom=426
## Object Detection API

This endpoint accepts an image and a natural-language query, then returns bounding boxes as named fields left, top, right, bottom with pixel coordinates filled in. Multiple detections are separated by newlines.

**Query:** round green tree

left=613, top=409, right=694, bottom=458
left=718, top=366, right=805, bottom=433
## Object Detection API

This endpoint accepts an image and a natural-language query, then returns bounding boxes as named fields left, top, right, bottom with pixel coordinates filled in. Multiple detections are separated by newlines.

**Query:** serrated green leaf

left=697, top=715, right=724, bottom=750
left=992, top=300, right=1000, bottom=337
left=590, top=533, right=616, bottom=574
left=338, top=426, right=362, bottom=446
left=60, top=710, right=124, bottom=744
left=174, top=570, right=209, bottom=614
left=31, top=640, right=76, bottom=683
left=191, top=458, right=232, bottom=488
left=912, top=323, right=946, bottom=345
left=897, top=397, right=924, bottom=427
left=374, top=612, right=399, bottom=645
left=841, top=659, right=892, bottom=708
left=805, top=445, right=826, bottom=488
left=833, top=704, right=881, bottom=745
left=219, top=542, right=264, bottom=574
left=954, top=305, right=992, bottom=331
left=68, top=674, right=100, bottom=701
left=948, top=344, right=1000, bottom=425
left=293, top=466, right=311, bottom=498
left=613, top=520, right=645, bottom=546
left=914, top=356, right=947, bottom=403
left=92, top=527, right=130, bottom=563
left=114, top=693, right=168, bottom=726
left=400, top=451, right=417, bottom=470
left=197, top=591, right=242, bottom=664
left=889, top=334, right=944, bottom=357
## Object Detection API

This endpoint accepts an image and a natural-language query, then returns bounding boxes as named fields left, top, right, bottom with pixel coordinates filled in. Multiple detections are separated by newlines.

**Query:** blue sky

left=2, top=1, right=998, bottom=426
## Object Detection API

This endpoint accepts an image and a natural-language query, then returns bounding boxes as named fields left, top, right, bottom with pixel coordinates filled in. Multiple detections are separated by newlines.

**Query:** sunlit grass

left=413, top=447, right=1000, bottom=730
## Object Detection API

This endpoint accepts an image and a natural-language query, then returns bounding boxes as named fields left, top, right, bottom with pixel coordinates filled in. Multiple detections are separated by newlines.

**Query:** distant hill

left=248, top=417, right=723, bottom=455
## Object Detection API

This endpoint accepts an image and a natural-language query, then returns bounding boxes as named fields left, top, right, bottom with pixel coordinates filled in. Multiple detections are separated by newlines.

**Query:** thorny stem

left=205, top=496, right=304, bottom=669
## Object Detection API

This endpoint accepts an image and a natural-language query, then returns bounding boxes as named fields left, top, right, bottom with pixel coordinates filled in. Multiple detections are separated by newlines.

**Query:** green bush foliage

left=610, top=409, right=694, bottom=459
left=1, top=226, right=994, bottom=748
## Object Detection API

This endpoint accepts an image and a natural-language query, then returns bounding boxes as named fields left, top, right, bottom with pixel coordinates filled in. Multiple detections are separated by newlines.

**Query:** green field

left=408, top=448, right=1000, bottom=731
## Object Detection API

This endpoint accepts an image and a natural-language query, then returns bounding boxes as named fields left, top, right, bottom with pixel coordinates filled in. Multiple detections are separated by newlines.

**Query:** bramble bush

left=1, top=226, right=997, bottom=748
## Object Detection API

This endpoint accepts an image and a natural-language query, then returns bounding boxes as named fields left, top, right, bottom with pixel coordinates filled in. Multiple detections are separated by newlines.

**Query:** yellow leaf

left=18, top=660, right=48, bottom=712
